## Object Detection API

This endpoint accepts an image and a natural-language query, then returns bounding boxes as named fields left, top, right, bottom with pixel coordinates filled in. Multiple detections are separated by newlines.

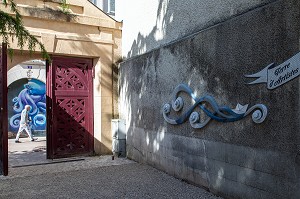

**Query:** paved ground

left=8, top=137, right=47, bottom=167
left=0, top=138, right=222, bottom=199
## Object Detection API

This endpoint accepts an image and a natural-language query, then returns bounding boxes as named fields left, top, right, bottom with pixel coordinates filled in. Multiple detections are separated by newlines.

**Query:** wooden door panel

left=54, top=97, right=90, bottom=155
left=49, top=56, right=93, bottom=158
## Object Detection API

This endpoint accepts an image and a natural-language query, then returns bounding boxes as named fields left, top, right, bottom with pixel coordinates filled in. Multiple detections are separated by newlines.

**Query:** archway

left=7, top=60, right=47, bottom=167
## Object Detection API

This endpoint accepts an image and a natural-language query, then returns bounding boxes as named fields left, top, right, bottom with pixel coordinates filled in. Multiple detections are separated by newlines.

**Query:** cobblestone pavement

left=1, top=138, right=222, bottom=199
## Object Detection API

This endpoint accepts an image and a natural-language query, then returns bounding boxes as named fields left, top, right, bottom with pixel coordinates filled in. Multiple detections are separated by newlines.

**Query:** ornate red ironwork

left=0, top=43, right=8, bottom=175
left=48, top=57, right=93, bottom=158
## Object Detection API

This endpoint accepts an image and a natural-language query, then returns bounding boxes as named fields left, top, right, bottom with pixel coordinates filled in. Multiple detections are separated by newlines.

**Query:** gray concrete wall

left=120, top=0, right=300, bottom=198
left=118, top=0, right=277, bottom=58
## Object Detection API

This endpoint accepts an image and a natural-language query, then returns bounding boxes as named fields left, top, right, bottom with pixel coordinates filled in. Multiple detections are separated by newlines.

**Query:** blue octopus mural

left=9, top=79, right=46, bottom=132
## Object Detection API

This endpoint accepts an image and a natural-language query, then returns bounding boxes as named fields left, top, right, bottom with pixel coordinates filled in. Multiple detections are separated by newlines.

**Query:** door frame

left=1, top=53, right=95, bottom=174
left=46, top=59, right=53, bottom=159
left=1, top=43, right=8, bottom=176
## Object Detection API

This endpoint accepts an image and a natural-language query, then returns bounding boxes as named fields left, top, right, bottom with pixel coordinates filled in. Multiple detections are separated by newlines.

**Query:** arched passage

left=8, top=78, right=46, bottom=134
left=1, top=0, right=122, bottom=176
left=8, top=59, right=46, bottom=86
left=7, top=60, right=47, bottom=168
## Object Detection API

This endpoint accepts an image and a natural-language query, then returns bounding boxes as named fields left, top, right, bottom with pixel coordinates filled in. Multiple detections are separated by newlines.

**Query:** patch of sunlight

left=119, top=81, right=131, bottom=134
left=154, top=0, right=169, bottom=41
left=154, top=28, right=165, bottom=41
left=10, top=151, right=30, bottom=155
left=140, top=81, right=147, bottom=97
left=199, top=78, right=205, bottom=85
left=158, top=127, right=165, bottom=141
left=153, top=139, right=160, bottom=152
left=138, top=45, right=147, bottom=55
left=193, top=90, right=198, bottom=100
left=146, top=133, right=150, bottom=145
left=169, top=13, right=173, bottom=23
left=238, top=167, right=253, bottom=183
left=215, top=168, right=224, bottom=188
left=138, top=110, right=142, bottom=120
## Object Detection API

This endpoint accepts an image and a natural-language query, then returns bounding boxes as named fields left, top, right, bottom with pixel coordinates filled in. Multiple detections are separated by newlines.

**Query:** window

left=89, top=0, right=102, bottom=9
left=89, top=0, right=97, bottom=5
left=89, top=0, right=115, bottom=16
left=108, top=0, right=115, bottom=15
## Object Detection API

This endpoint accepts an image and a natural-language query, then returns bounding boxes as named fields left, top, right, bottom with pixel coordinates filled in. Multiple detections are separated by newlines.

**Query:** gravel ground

left=0, top=157, right=222, bottom=199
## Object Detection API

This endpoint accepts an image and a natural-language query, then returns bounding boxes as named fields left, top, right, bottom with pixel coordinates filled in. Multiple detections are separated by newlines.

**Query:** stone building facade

left=1, top=0, right=122, bottom=155
left=119, top=0, right=300, bottom=198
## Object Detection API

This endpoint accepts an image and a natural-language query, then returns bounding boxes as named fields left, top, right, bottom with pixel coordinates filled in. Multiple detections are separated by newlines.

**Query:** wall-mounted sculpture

left=162, top=84, right=267, bottom=129
left=245, top=52, right=300, bottom=89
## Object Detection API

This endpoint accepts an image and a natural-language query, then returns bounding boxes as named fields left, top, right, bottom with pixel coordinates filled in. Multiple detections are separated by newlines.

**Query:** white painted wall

left=116, top=0, right=274, bottom=58
left=8, top=60, right=46, bottom=86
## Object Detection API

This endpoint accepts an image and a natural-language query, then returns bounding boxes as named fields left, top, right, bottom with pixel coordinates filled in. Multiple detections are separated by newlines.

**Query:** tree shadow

left=120, top=0, right=300, bottom=198
left=8, top=137, right=47, bottom=167
left=125, top=0, right=277, bottom=58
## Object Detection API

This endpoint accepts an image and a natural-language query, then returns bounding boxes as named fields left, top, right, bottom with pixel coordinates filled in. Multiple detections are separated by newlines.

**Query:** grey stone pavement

left=0, top=137, right=222, bottom=199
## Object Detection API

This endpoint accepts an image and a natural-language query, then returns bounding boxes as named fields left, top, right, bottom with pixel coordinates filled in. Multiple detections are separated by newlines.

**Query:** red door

left=0, top=43, right=8, bottom=175
left=47, top=56, right=94, bottom=159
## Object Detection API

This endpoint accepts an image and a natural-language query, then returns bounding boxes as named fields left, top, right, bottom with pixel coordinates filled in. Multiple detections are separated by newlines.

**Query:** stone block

left=205, top=140, right=226, bottom=162
left=291, top=181, right=300, bottom=199
left=206, top=159, right=226, bottom=178
left=160, top=132, right=174, bottom=149
left=241, top=168, right=292, bottom=198
left=157, top=156, right=168, bottom=172
left=225, top=143, right=256, bottom=169
left=183, top=154, right=207, bottom=171
left=171, top=135, right=206, bottom=157
left=209, top=173, right=282, bottom=199
left=206, top=158, right=293, bottom=197
left=173, top=159, right=184, bottom=179
left=129, top=145, right=144, bottom=163
left=164, top=157, right=176, bottom=176
left=226, top=143, right=299, bottom=182
left=179, top=165, right=209, bottom=189
left=254, top=150, right=298, bottom=181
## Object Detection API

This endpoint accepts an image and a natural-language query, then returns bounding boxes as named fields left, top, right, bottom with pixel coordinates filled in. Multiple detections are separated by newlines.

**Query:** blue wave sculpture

left=162, top=84, right=267, bottom=129
left=9, top=79, right=46, bottom=131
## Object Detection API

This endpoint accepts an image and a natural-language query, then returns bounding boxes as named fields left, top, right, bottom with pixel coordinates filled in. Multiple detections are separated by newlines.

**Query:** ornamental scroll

left=162, top=84, right=267, bottom=129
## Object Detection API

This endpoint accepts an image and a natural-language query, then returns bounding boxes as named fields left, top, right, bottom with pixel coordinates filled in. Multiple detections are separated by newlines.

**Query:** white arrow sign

left=245, top=52, right=300, bottom=89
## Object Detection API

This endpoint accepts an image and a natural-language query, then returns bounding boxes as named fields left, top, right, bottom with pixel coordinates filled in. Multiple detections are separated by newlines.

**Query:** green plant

left=59, top=0, right=70, bottom=14
left=0, top=0, right=50, bottom=60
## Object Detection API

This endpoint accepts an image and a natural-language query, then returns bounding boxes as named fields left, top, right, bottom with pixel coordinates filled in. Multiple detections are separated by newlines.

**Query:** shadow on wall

left=126, top=0, right=275, bottom=58
left=48, top=100, right=95, bottom=158
left=120, top=1, right=300, bottom=198
left=67, top=33, right=121, bottom=151
left=127, top=0, right=172, bottom=57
